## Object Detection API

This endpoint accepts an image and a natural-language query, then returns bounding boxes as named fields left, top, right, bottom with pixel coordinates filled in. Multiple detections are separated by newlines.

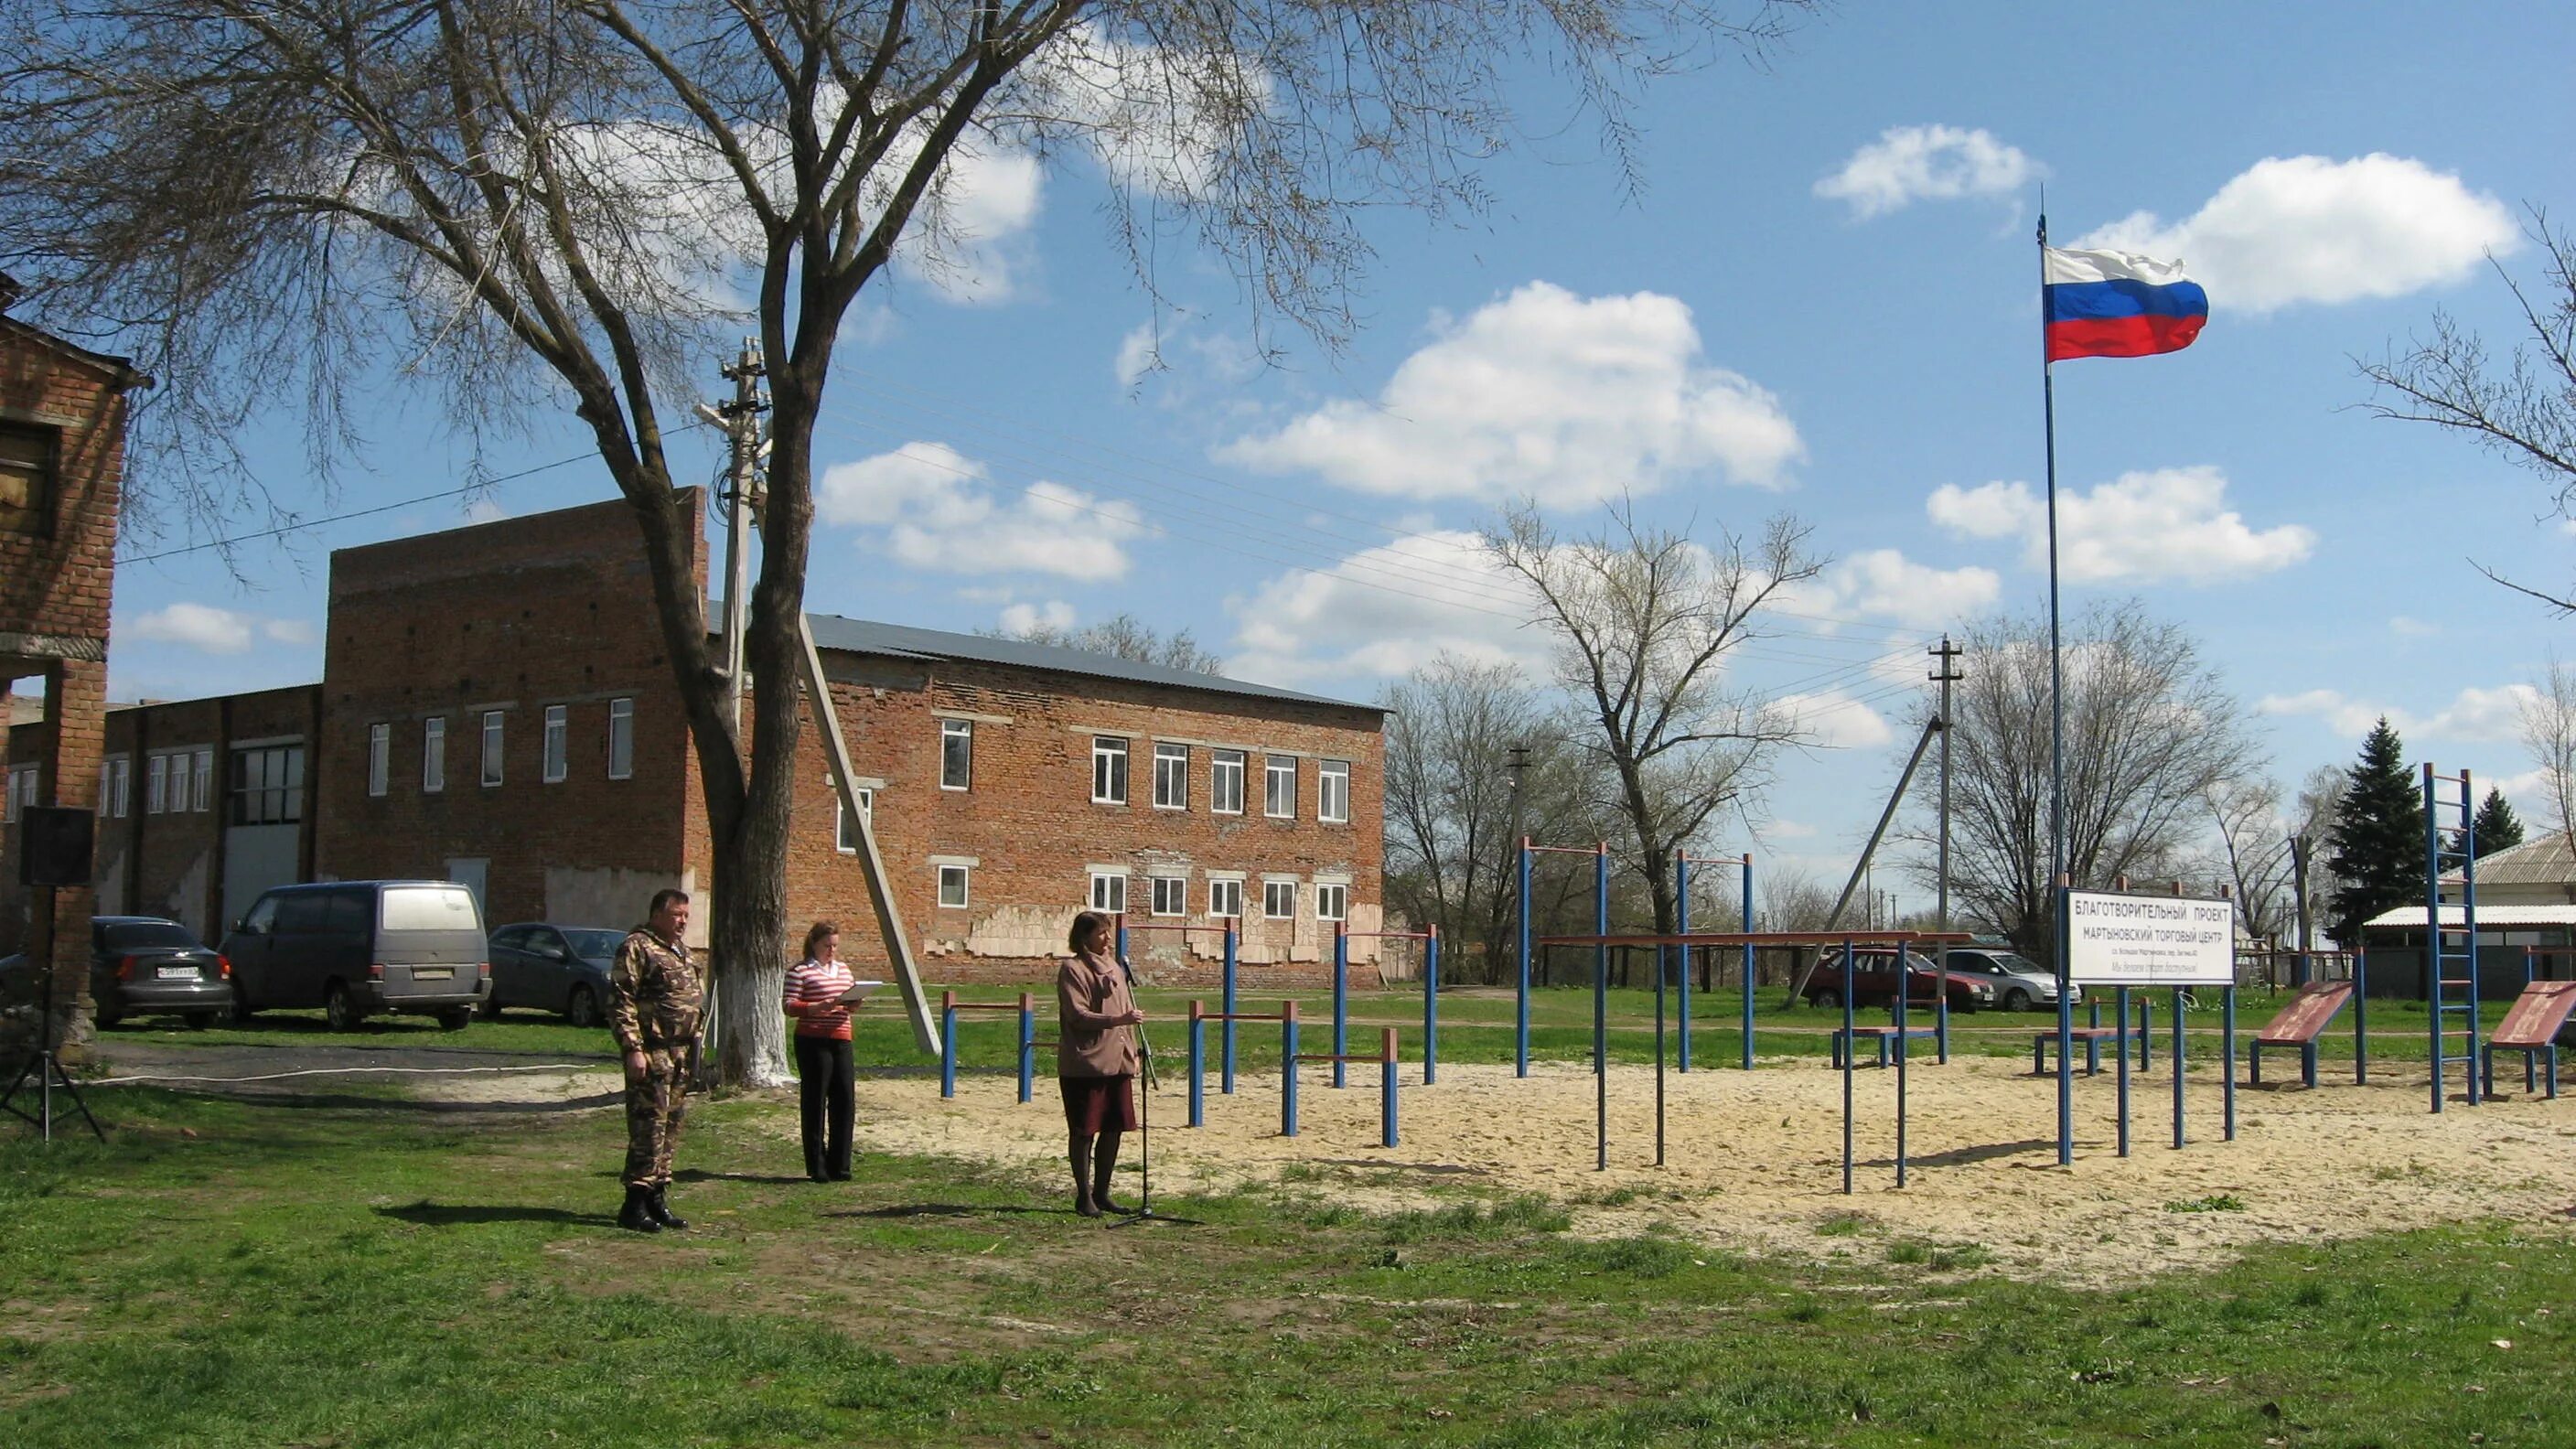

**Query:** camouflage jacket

left=607, top=926, right=703, bottom=1053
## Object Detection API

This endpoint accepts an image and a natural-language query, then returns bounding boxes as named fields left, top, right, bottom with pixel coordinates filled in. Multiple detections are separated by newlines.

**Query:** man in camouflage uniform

left=608, top=888, right=703, bottom=1233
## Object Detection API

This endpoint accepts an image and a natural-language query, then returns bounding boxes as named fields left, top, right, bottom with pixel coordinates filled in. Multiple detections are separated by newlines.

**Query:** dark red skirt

left=1058, top=1075, right=1138, bottom=1135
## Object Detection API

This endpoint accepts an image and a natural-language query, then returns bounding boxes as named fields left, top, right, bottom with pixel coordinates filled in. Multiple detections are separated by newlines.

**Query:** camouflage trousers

left=622, top=1044, right=692, bottom=1189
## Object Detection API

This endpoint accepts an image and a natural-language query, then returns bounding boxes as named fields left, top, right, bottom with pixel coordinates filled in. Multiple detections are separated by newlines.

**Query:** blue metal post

left=1423, top=926, right=1440, bottom=1086
left=1283, top=1004, right=1300, bottom=1137
left=2427, top=764, right=2446, bottom=1114
left=1115, top=915, right=1128, bottom=966
left=1675, top=854, right=1692, bottom=1073
left=1381, top=1029, right=1399, bottom=1148
left=1222, top=924, right=1239, bottom=1096
left=2223, top=986, right=2238, bottom=1141
left=2172, top=987, right=2186, bottom=1149
left=1187, top=1004, right=1206, bottom=1127
left=2116, top=985, right=2131, bottom=1157
left=1017, top=993, right=1035, bottom=1103
left=1742, top=854, right=1756, bottom=1071
left=2355, top=948, right=2368, bottom=1084
left=2463, top=767, right=2483, bottom=1107
left=1894, top=942, right=1909, bottom=1187
left=2056, top=882, right=2074, bottom=1165
left=1333, top=923, right=1349, bottom=1089
left=1841, top=939, right=1856, bottom=1195
left=940, top=993, right=959, bottom=1100
left=1594, top=845, right=1610, bottom=1173
left=1516, top=839, right=1532, bottom=1078
left=2141, top=994, right=2153, bottom=1072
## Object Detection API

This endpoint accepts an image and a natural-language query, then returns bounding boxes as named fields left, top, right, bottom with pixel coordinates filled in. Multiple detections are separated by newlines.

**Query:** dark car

left=91, top=916, right=233, bottom=1028
left=1800, top=947, right=1993, bottom=1014
left=487, top=923, right=625, bottom=1027
left=221, top=881, right=491, bottom=1031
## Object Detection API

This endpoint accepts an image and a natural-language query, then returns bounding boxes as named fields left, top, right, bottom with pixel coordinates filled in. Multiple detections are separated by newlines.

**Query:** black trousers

left=793, top=1035, right=855, bottom=1179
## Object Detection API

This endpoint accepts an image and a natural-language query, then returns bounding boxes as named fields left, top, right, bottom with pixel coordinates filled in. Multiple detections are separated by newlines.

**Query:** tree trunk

left=710, top=811, right=794, bottom=1088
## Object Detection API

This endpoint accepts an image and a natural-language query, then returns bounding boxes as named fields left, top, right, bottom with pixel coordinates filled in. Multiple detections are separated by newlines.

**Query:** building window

left=542, top=704, right=568, bottom=784
left=1211, top=750, right=1245, bottom=815
left=230, top=745, right=305, bottom=825
left=146, top=754, right=167, bottom=814
left=1151, top=875, right=1188, bottom=917
left=1208, top=878, right=1243, bottom=919
left=1089, top=870, right=1128, bottom=915
left=1262, top=880, right=1297, bottom=920
left=191, top=748, right=212, bottom=811
left=940, top=718, right=973, bottom=791
left=606, top=698, right=634, bottom=780
left=1153, top=743, right=1188, bottom=810
left=99, top=756, right=129, bottom=818
left=0, top=423, right=52, bottom=537
left=938, top=864, right=971, bottom=909
left=1319, top=758, right=1350, bottom=824
left=1092, top=736, right=1128, bottom=805
left=423, top=718, right=446, bottom=794
left=5, top=765, right=35, bottom=822
left=834, top=787, right=875, bottom=853
left=368, top=724, right=391, bottom=797
left=480, top=711, right=504, bottom=787
left=1316, top=883, right=1349, bottom=922
left=1264, top=755, right=1296, bottom=820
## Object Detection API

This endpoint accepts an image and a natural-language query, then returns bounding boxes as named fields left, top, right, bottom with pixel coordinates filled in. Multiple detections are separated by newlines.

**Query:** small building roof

left=2362, top=904, right=2576, bottom=929
left=2440, top=832, right=2576, bottom=889
left=803, top=614, right=1384, bottom=715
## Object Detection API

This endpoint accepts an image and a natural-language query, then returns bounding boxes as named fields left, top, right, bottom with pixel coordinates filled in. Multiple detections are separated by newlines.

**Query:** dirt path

left=90, top=1040, right=622, bottom=1111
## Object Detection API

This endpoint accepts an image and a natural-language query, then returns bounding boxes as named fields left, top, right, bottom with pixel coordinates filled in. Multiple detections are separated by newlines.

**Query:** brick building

left=14, top=495, right=1390, bottom=989
left=0, top=276, right=148, bottom=1038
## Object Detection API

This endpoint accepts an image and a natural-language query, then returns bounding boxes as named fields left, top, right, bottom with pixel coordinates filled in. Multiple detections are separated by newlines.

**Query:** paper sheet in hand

left=836, top=979, right=886, bottom=1005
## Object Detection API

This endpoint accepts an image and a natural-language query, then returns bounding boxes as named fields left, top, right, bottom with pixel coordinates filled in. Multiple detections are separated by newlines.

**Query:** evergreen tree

left=2469, top=787, right=2525, bottom=858
left=2326, top=718, right=2425, bottom=946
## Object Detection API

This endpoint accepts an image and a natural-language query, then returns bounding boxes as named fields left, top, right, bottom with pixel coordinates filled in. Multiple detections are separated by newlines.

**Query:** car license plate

left=413, top=968, right=454, bottom=981
left=156, top=965, right=197, bottom=980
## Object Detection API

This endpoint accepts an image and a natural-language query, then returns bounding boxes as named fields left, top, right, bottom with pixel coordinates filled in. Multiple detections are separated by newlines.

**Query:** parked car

left=90, top=916, right=234, bottom=1028
left=1938, top=947, right=2081, bottom=1012
left=220, top=881, right=490, bottom=1031
left=487, top=923, right=626, bottom=1026
left=1800, top=947, right=1993, bottom=1014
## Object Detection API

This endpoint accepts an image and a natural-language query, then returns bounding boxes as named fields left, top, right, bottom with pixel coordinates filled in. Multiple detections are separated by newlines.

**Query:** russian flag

left=2043, top=246, right=2208, bottom=361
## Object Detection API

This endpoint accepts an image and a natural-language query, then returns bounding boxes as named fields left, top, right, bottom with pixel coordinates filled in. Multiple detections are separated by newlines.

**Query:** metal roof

left=2362, top=904, right=2576, bottom=929
left=2440, top=832, right=2576, bottom=887
left=802, top=614, right=1384, bottom=714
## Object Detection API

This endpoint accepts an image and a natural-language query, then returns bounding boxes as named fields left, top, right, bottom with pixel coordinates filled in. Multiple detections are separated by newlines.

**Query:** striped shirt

left=783, top=957, right=856, bottom=1041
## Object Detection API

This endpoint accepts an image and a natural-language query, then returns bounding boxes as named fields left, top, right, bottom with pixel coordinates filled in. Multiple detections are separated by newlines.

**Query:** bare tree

left=1485, top=499, right=1824, bottom=935
left=1905, top=601, right=2260, bottom=962
left=0, top=1, right=1814, bottom=1074
left=2359, top=210, right=2576, bottom=611
left=2205, top=775, right=2293, bottom=948
left=2289, top=764, right=2345, bottom=950
left=987, top=612, right=1223, bottom=673
left=2519, top=658, right=2576, bottom=845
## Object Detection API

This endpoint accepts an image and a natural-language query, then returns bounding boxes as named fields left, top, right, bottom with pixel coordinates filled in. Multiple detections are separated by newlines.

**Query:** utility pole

left=695, top=339, right=767, bottom=735
left=2288, top=832, right=2313, bottom=987
left=1930, top=636, right=1963, bottom=977
left=1506, top=743, right=1530, bottom=985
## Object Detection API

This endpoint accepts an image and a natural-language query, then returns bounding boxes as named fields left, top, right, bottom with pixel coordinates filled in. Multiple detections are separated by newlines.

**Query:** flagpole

left=2040, top=207, right=2075, bottom=1168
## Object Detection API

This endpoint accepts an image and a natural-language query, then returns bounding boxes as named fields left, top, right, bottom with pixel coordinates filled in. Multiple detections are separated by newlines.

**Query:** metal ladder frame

left=2424, top=763, right=2480, bottom=1111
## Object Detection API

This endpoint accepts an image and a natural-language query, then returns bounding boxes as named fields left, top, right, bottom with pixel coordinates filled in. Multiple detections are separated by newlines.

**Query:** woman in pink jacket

left=1057, top=910, right=1144, bottom=1217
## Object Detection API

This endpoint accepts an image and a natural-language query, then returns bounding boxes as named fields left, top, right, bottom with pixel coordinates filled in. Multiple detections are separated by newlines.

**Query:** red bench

left=2481, top=981, right=2576, bottom=1100
left=2246, top=982, right=2354, bottom=1089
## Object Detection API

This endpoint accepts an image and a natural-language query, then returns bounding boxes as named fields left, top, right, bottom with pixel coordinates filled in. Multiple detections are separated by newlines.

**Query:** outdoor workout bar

left=1185, top=999, right=1300, bottom=1136
left=1674, top=851, right=1755, bottom=1071
left=1520, top=840, right=1612, bottom=1082
left=939, top=990, right=1036, bottom=1102
left=1337, top=923, right=1441, bottom=1083
left=1118, top=916, right=1240, bottom=1092
left=1282, top=1016, right=1401, bottom=1147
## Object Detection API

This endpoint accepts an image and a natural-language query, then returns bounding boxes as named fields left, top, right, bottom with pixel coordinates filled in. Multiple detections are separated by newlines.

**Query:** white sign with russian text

left=2065, top=891, right=2236, bottom=986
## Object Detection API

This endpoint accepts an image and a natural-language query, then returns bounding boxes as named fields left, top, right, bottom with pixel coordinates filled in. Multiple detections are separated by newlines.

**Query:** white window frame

left=5, top=764, right=35, bottom=822
left=1089, top=869, right=1129, bottom=915
left=480, top=710, right=505, bottom=788
left=146, top=753, right=167, bottom=813
left=940, top=718, right=973, bottom=791
left=937, top=864, right=971, bottom=909
left=1315, top=882, right=1349, bottom=922
left=1319, top=758, right=1351, bottom=824
left=1264, top=755, right=1296, bottom=820
left=368, top=723, right=391, bottom=798
left=1208, top=878, right=1244, bottom=919
left=542, top=704, right=569, bottom=784
left=1091, top=735, right=1129, bottom=805
left=190, top=748, right=212, bottom=811
left=1262, top=879, right=1297, bottom=920
left=422, top=718, right=446, bottom=795
left=103, top=756, right=129, bottom=818
left=833, top=787, right=875, bottom=853
left=1152, top=742, right=1189, bottom=810
left=1210, top=749, right=1245, bottom=815
left=606, top=697, right=634, bottom=780
left=1150, top=875, right=1188, bottom=917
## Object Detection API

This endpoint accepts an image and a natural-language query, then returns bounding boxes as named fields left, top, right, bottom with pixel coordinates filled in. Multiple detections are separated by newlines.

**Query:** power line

left=118, top=452, right=602, bottom=565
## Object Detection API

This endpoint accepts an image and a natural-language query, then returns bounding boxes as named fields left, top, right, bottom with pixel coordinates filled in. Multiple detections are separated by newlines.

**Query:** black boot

left=647, top=1184, right=688, bottom=1230
left=617, top=1186, right=661, bottom=1234
left=1070, top=1144, right=1100, bottom=1217
left=1091, top=1138, right=1128, bottom=1216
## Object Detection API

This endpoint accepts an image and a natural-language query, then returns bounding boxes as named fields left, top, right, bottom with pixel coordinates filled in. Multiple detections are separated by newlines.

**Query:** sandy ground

left=839, top=1053, right=2576, bottom=1283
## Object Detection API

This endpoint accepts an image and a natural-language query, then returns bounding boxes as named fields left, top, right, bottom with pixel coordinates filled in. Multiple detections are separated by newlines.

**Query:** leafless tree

left=2205, top=775, right=2293, bottom=948
left=2519, top=657, right=2576, bottom=845
left=2288, top=764, right=2345, bottom=950
left=2359, top=210, right=2576, bottom=611
left=1904, top=601, right=2260, bottom=963
left=1485, top=500, right=1824, bottom=935
left=0, top=0, right=1814, bottom=1076
left=988, top=611, right=1223, bottom=673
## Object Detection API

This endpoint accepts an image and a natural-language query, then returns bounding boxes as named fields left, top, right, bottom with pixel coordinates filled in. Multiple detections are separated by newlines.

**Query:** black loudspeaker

left=17, top=805, right=94, bottom=887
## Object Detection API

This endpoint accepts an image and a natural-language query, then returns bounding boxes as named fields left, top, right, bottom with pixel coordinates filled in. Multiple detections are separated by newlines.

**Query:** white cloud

left=123, top=603, right=317, bottom=656
left=999, top=600, right=1077, bottom=635
left=1023, top=21, right=1266, bottom=202
left=1113, top=310, right=1263, bottom=392
left=1815, top=124, right=2039, bottom=219
left=2075, top=154, right=2517, bottom=313
left=1927, top=467, right=2313, bottom=585
left=1225, top=531, right=1545, bottom=684
left=1792, top=549, right=2002, bottom=630
left=892, top=140, right=1046, bottom=304
left=1776, top=691, right=1894, bottom=750
left=2258, top=682, right=2537, bottom=743
left=1114, top=322, right=1159, bottom=388
left=816, top=442, right=1149, bottom=582
left=1217, top=283, right=1802, bottom=507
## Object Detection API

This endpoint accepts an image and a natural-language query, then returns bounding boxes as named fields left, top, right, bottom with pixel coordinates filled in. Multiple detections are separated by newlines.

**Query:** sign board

left=2065, top=890, right=2235, bottom=986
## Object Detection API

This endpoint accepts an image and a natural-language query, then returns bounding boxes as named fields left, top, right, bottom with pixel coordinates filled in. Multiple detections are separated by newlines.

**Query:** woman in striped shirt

left=783, top=921, right=857, bottom=1183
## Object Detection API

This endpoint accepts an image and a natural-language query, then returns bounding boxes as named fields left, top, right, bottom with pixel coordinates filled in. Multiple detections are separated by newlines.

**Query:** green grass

left=5, top=1083, right=2574, bottom=1446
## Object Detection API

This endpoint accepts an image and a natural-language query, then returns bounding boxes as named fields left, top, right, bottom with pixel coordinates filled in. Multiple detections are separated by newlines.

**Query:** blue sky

left=90, top=3, right=2576, bottom=891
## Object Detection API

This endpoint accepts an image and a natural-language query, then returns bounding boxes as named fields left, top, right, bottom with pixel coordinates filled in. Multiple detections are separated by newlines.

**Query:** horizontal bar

left=1294, top=1053, right=1387, bottom=1064
left=943, top=1002, right=1030, bottom=1013
left=1338, top=929, right=1433, bottom=941
left=1523, top=843, right=1607, bottom=856
left=1533, top=930, right=1977, bottom=949
left=1188, top=1011, right=1293, bottom=1023
left=1121, top=923, right=1232, bottom=937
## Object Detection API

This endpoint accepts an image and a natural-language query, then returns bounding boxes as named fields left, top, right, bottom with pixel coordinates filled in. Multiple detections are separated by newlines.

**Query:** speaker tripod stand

left=1, top=886, right=106, bottom=1143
